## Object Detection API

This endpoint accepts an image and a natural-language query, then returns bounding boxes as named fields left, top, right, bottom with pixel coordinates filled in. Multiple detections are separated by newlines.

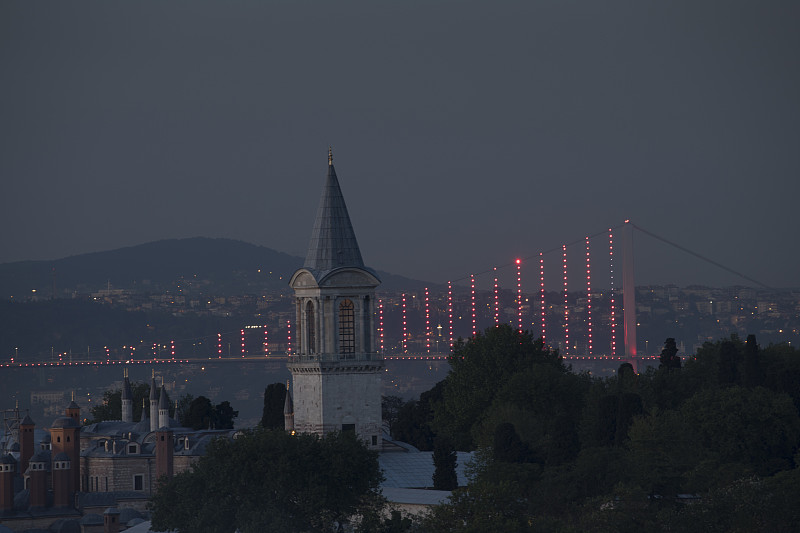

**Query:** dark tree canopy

left=432, top=435, right=458, bottom=491
left=659, top=337, right=681, bottom=371
left=434, top=324, right=564, bottom=450
left=149, top=429, right=385, bottom=533
left=381, top=395, right=404, bottom=435
left=417, top=332, right=800, bottom=532
left=261, top=382, right=286, bottom=429
left=184, top=396, right=213, bottom=430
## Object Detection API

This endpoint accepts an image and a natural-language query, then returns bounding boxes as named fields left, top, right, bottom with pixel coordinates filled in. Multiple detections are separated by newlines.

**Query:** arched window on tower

left=339, top=299, right=355, bottom=358
left=305, top=301, right=316, bottom=354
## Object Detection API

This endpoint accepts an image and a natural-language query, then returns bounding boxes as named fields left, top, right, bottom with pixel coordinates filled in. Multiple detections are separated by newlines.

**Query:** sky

left=1, top=1, right=798, bottom=289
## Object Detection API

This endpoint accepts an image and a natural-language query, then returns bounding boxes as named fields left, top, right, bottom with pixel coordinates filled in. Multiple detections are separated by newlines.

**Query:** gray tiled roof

left=303, top=159, right=365, bottom=273
left=379, top=450, right=474, bottom=489
left=381, top=487, right=452, bottom=506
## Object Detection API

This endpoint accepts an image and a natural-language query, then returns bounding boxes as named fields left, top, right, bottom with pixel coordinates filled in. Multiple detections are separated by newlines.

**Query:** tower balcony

left=287, top=351, right=384, bottom=364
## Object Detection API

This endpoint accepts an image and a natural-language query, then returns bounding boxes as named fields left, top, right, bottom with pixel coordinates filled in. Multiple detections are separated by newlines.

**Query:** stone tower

left=121, top=368, right=133, bottom=423
left=287, top=150, right=383, bottom=449
left=149, top=372, right=159, bottom=432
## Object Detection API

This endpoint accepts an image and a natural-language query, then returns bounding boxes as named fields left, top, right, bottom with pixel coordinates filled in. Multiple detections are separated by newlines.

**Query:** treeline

left=387, top=325, right=800, bottom=532
left=89, top=384, right=238, bottom=430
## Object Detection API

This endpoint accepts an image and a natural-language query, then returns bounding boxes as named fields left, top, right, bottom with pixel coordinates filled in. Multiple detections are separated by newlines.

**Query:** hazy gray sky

left=1, top=1, right=798, bottom=288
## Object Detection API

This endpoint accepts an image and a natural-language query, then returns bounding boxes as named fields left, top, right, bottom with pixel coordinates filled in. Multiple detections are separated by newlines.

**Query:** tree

left=174, top=393, right=194, bottom=427
left=184, top=396, right=214, bottom=430
left=743, top=334, right=762, bottom=388
left=382, top=395, right=404, bottom=434
left=717, top=339, right=740, bottom=385
left=658, top=338, right=681, bottom=371
left=392, top=381, right=443, bottom=451
left=434, top=324, right=564, bottom=450
left=261, top=382, right=287, bottom=429
left=433, top=436, right=458, bottom=490
left=150, top=429, right=384, bottom=533
left=213, top=400, right=238, bottom=429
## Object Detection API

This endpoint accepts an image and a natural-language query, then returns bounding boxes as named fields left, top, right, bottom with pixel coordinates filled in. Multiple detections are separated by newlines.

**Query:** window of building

left=372, top=435, right=378, bottom=446
left=342, top=424, right=355, bottom=433
left=134, top=474, right=144, bottom=491
left=128, top=444, right=138, bottom=454
left=306, top=301, right=315, bottom=354
left=339, top=299, right=355, bottom=357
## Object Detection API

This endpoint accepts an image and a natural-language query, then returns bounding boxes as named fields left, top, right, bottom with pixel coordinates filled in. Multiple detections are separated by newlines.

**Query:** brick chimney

left=19, top=414, right=35, bottom=475
left=26, top=451, right=49, bottom=509
left=104, top=506, right=121, bottom=533
left=52, top=452, right=71, bottom=508
left=0, top=454, right=16, bottom=515
left=50, top=415, right=81, bottom=495
left=155, top=427, right=174, bottom=480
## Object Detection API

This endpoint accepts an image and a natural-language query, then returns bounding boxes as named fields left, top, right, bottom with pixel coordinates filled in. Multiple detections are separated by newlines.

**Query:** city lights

left=563, top=245, right=569, bottom=356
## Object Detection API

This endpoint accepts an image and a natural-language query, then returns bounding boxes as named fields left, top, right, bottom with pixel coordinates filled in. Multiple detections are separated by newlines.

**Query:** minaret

left=121, top=368, right=133, bottom=423
left=149, top=371, right=159, bottom=432
left=158, top=384, right=170, bottom=429
left=283, top=381, right=294, bottom=433
left=287, top=150, right=383, bottom=449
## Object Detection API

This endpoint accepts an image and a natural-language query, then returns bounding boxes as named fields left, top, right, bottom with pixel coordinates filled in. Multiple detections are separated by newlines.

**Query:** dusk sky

left=2, top=1, right=798, bottom=289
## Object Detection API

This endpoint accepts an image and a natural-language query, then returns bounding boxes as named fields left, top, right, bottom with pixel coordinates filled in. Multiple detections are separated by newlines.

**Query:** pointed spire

left=158, top=386, right=169, bottom=410
left=150, top=373, right=158, bottom=400
left=303, top=150, right=365, bottom=272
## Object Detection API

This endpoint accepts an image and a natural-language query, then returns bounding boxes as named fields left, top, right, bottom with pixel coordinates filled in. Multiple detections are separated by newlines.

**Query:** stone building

left=287, top=149, right=383, bottom=449
left=0, top=382, right=237, bottom=532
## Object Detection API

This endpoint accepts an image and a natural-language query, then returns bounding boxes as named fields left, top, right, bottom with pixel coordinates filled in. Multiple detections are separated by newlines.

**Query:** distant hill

left=0, top=238, right=427, bottom=298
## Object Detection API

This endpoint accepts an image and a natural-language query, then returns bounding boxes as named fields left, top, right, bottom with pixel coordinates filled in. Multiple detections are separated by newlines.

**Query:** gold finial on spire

left=286, top=380, right=290, bottom=390
left=71, top=391, right=75, bottom=402
left=152, top=369, right=155, bottom=379
left=328, top=146, right=333, bottom=166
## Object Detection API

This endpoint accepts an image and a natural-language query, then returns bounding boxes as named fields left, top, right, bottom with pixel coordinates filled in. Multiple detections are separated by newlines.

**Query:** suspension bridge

left=3, top=221, right=765, bottom=372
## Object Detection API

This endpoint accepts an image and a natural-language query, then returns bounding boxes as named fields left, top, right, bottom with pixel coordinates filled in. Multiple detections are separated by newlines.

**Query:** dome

left=0, top=453, right=15, bottom=465
left=51, top=416, right=80, bottom=429
left=53, top=452, right=70, bottom=461
left=30, top=450, right=50, bottom=463
left=80, top=513, right=104, bottom=526
left=119, top=507, right=143, bottom=523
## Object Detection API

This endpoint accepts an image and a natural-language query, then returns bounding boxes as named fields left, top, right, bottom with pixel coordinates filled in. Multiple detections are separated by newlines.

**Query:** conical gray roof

left=283, top=386, right=293, bottom=415
left=149, top=376, right=158, bottom=401
left=303, top=151, right=365, bottom=272
left=122, top=375, right=132, bottom=401
left=158, top=386, right=169, bottom=410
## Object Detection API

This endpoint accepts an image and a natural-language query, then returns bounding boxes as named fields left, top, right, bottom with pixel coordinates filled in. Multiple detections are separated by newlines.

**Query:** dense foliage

left=415, top=328, right=800, bottom=532
left=182, top=395, right=238, bottom=430
left=261, top=382, right=287, bottom=429
left=149, top=429, right=385, bottom=533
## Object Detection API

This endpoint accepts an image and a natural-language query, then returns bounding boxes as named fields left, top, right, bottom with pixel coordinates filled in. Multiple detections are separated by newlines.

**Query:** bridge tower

left=622, top=221, right=638, bottom=368
left=287, top=149, right=383, bottom=449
